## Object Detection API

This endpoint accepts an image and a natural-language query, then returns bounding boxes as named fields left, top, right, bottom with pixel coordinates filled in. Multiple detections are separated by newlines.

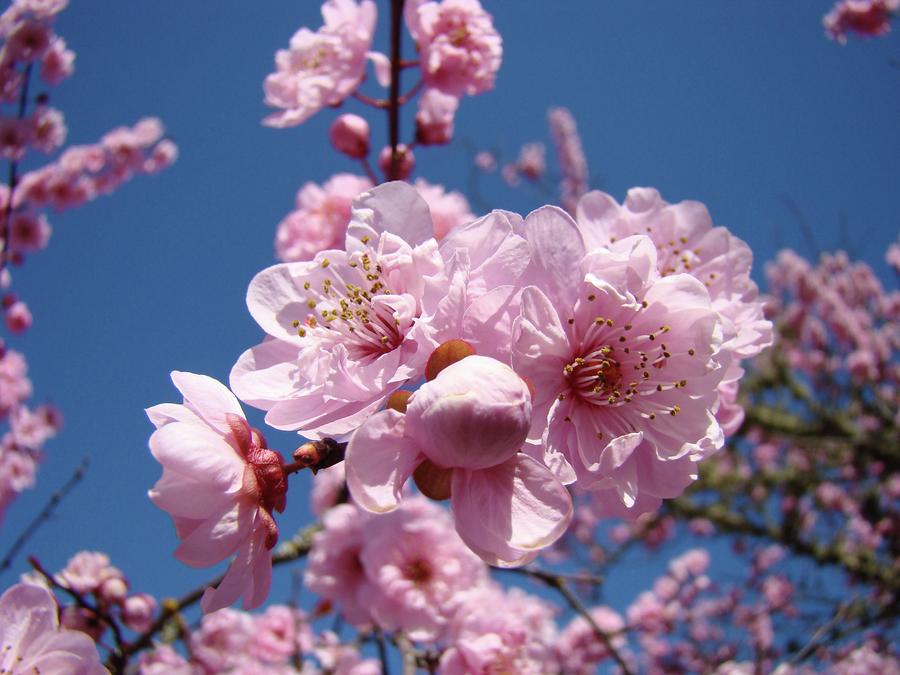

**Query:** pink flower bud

left=329, top=114, right=370, bottom=159
left=415, top=88, right=458, bottom=145
left=378, top=144, right=415, bottom=180
left=98, top=574, right=128, bottom=605
left=121, top=593, right=157, bottom=633
left=5, top=300, right=32, bottom=334
left=405, top=355, right=532, bottom=471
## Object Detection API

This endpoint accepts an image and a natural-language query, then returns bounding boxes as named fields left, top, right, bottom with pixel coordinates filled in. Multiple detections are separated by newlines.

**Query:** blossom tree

left=0, top=1, right=897, bottom=673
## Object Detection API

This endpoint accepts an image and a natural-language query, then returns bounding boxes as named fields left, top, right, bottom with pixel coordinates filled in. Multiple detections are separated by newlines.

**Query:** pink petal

left=347, top=181, right=434, bottom=248
left=366, top=50, right=391, bottom=87
left=144, top=402, right=201, bottom=429
left=174, top=500, right=252, bottom=568
left=170, top=371, right=245, bottom=436
left=451, top=453, right=573, bottom=567
left=345, top=409, right=423, bottom=512
left=520, top=205, right=585, bottom=310
left=200, top=525, right=272, bottom=613
left=230, top=339, right=304, bottom=410
left=148, top=423, right=244, bottom=494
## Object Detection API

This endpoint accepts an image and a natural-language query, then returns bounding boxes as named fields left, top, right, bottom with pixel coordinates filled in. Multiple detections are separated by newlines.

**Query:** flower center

left=293, top=251, right=412, bottom=363
left=404, top=559, right=433, bottom=584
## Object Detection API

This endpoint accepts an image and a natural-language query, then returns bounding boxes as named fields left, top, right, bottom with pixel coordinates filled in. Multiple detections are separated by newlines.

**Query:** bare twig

left=1, top=457, right=89, bottom=574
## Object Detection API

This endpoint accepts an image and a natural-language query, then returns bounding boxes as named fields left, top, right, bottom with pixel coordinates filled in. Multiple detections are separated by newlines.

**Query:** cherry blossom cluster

left=0, top=0, right=175, bottom=534
left=824, top=0, right=899, bottom=43
left=0, top=341, right=58, bottom=524
left=263, top=0, right=501, bottom=181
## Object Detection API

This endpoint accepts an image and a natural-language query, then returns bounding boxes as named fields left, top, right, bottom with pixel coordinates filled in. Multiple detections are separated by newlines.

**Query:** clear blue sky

left=3, top=1, right=898, bottom=616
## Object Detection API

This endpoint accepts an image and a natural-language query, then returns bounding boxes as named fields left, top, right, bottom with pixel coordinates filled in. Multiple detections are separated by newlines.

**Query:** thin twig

left=521, top=569, right=634, bottom=675
left=0, top=61, right=32, bottom=272
left=386, top=0, right=404, bottom=180
left=1, top=457, right=89, bottom=574
left=374, top=627, right=391, bottom=675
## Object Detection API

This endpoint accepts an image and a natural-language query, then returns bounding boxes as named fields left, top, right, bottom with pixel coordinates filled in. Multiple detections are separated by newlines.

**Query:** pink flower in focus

left=274, top=173, right=373, bottom=262
left=511, top=215, right=726, bottom=516
left=346, top=355, right=573, bottom=566
left=824, top=0, right=899, bottom=43
left=0, top=582, right=108, bottom=675
left=146, top=371, right=287, bottom=612
left=234, top=182, right=448, bottom=439
left=263, top=0, right=376, bottom=128
left=576, top=187, right=772, bottom=436
left=405, top=0, right=502, bottom=97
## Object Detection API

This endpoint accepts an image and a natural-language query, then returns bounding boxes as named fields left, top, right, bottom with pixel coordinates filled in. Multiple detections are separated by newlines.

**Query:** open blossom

left=146, top=371, right=287, bottom=612
left=512, top=208, right=726, bottom=517
left=234, top=182, right=448, bottom=438
left=824, top=0, right=899, bottom=43
left=555, top=606, right=626, bottom=674
left=346, top=354, right=573, bottom=566
left=576, top=188, right=772, bottom=434
left=405, top=0, right=502, bottom=97
left=440, top=583, right=559, bottom=674
left=415, top=87, right=459, bottom=145
left=0, top=582, right=108, bottom=675
left=263, top=0, right=376, bottom=128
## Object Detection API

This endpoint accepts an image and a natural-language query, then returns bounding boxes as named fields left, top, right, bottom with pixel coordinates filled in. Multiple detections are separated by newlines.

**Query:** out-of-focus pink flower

left=346, top=355, right=573, bottom=566
left=413, top=177, right=473, bottom=239
left=824, top=0, right=899, bottom=43
left=190, top=608, right=255, bottom=673
left=304, top=502, right=374, bottom=625
left=0, top=582, right=108, bottom=675
left=5, top=19, right=52, bottom=62
left=263, top=0, right=377, bottom=127
left=555, top=605, right=626, bottom=674
left=0, top=349, right=32, bottom=417
left=5, top=299, right=32, bottom=333
left=405, top=0, right=502, bottom=97
left=361, top=498, right=486, bottom=640
left=247, top=605, right=312, bottom=664
left=548, top=107, right=588, bottom=215
left=275, top=173, right=373, bottom=262
left=515, top=142, right=546, bottom=181
left=7, top=211, right=51, bottom=252
left=39, top=35, right=74, bottom=84
left=56, top=551, right=120, bottom=595
left=30, top=105, right=66, bottom=153
left=121, top=593, right=157, bottom=633
left=0, top=117, right=31, bottom=160
left=440, top=583, right=559, bottom=673
left=511, top=212, right=726, bottom=516
left=474, top=150, right=496, bottom=172
left=377, top=143, right=415, bottom=180
left=135, top=644, right=193, bottom=675
left=329, top=113, right=370, bottom=159
left=146, top=371, right=287, bottom=612
left=415, top=87, right=459, bottom=145
left=310, top=462, right=347, bottom=517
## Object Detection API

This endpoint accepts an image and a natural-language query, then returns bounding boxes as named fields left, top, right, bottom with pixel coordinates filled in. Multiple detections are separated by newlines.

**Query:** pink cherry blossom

left=329, top=113, right=370, bottom=159
left=121, top=593, right=157, bottom=633
left=262, top=0, right=376, bottom=128
left=0, top=348, right=32, bottom=416
left=548, top=107, right=588, bottom=215
left=146, top=371, right=287, bottom=612
left=405, top=0, right=502, bottom=97
left=824, top=0, right=899, bottom=43
left=274, top=173, right=373, bottom=262
left=304, top=502, right=374, bottom=625
left=233, top=182, right=449, bottom=439
left=5, top=299, right=32, bottom=333
left=39, top=35, right=74, bottom=85
left=512, top=211, right=726, bottom=516
left=346, top=354, right=573, bottom=566
left=360, top=497, right=486, bottom=640
left=413, top=177, right=473, bottom=240
left=377, top=143, right=415, bottom=180
left=440, top=583, right=559, bottom=673
left=576, top=187, right=772, bottom=436
left=415, top=87, right=459, bottom=145
left=555, top=605, right=626, bottom=674
left=0, top=582, right=108, bottom=675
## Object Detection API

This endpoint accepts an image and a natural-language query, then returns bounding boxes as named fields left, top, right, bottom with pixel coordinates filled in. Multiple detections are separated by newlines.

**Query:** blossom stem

left=359, top=156, right=379, bottom=184
left=397, top=79, right=423, bottom=106
left=352, top=90, right=388, bottom=109
left=0, top=457, right=88, bottom=574
left=0, top=61, right=33, bottom=273
left=386, top=0, right=405, bottom=180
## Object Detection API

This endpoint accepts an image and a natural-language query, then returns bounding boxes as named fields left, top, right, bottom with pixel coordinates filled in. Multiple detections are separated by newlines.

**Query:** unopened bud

left=330, top=114, right=370, bottom=159
left=293, top=438, right=343, bottom=473
left=425, top=339, right=475, bottom=381
left=378, top=144, right=415, bottom=181
left=386, top=389, right=413, bottom=414
left=413, top=459, right=453, bottom=501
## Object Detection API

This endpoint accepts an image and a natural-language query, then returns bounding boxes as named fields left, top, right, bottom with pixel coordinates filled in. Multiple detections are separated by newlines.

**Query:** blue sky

left=3, top=0, right=898, bottom=621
